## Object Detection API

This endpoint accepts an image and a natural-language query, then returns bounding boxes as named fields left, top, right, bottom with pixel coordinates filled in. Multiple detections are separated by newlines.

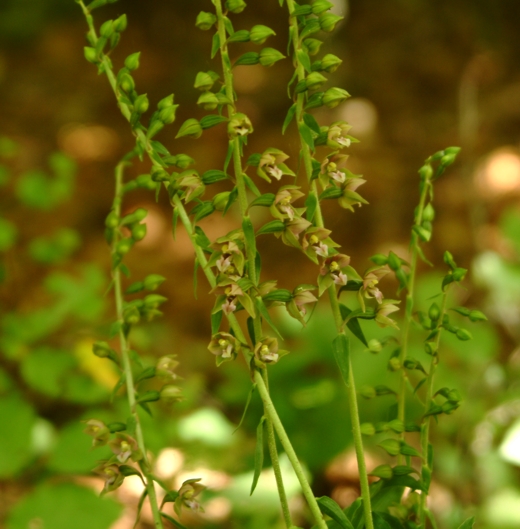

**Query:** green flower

left=174, top=478, right=206, bottom=516
left=358, top=266, right=389, bottom=311
left=156, top=355, right=180, bottom=379
left=318, top=253, right=351, bottom=296
left=254, top=337, right=289, bottom=367
left=275, top=217, right=312, bottom=249
left=94, top=462, right=125, bottom=494
left=327, top=121, right=356, bottom=149
left=301, top=227, right=338, bottom=263
left=257, top=148, right=294, bottom=182
left=108, top=433, right=142, bottom=463
left=319, top=153, right=349, bottom=188
left=270, top=185, right=304, bottom=221
left=228, top=113, right=253, bottom=138
left=83, top=419, right=110, bottom=448
left=287, top=285, right=318, bottom=325
left=375, top=299, right=401, bottom=329
left=208, top=331, right=241, bottom=365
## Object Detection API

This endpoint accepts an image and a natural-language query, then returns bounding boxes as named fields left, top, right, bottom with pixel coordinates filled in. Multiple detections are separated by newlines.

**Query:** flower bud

left=387, top=251, right=401, bottom=271
left=176, top=118, right=203, bottom=139
left=320, top=53, right=342, bottom=73
left=469, top=310, right=487, bottom=322
left=194, top=71, right=219, bottom=91
left=159, top=105, right=178, bottom=125
left=428, top=302, right=440, bottom=322
left=370, top=253, right=388, bottom=265
left=322, top=87, right=350, bottom=108
left=359, top=385, right=376, bottom=399
left=134, top=93, right=149, bottom=114
left=213, top=191, right=231, bottom=211
left=197, top=92, right=219, bottom=111
left=157, top=94, right=174, bottom=110
left=250, top=25, right=276, bottom=44
left=388, top=356, right=401, bottom=370
left=370, top=464, right=393, bottom=479
left=367, top=339, right=382, bottom=354
left=360, top=423, right=375, bottom=436
left=136, top=174, right=157, bottom=190
left=226, top=0, right=247, bottom=13
left=131, top=223, right=147, bottom=241
left=144, top=294, right=168, bottom=309
left=424, top=341, right=437, bottom=355
left=378, top=438, right=401, bottom=456
left=116, top=239, right=133, bottom=255
left=418, top=164, right=433, bottom=181
left=105, top=211, right=119, bottom=228
left=452, top=267, right=467, bottom=282
left=422, top=202, right=435, bottom=221
left=113, top=14, right=128, bottom=32
left=119, top=72, right=135, bottom=94
left=123, top=305, right=140, bottom=324
left=456, top=328, right=472, bottom=341
left=143, top=274, right=166, bottom=290
left=100, top=20, right=115, bottom=38
left=84, top=46, right=98, bottom=64
left=137, top=390, right=161, bottom=403
left=93, top=341, right=115, bottom=358
left=124, top=52, right=140, bottom=71
left=108, top=422, right=127, bottom=433
left=319, top=13, right=343, bottom=32
left=305, top=71, right=328, bottom=91
left=259, top=47, right=285, bottom=67
left=303, top=38, right=323, bottom=56
left=195, top=11, right=217, bottom=30
left=160, top=384, right=183, bottom=402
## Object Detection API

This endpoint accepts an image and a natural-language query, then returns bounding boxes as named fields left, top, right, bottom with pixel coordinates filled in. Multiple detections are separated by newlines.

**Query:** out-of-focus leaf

left=28, top=228, right=81, bottom=264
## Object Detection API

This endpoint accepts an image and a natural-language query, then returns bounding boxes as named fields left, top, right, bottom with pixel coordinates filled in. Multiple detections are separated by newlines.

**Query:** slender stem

left=263, top=369, right=293, bottom=528
left=285, top=2, right=374, bottom=527
left=112, top=162, right=164, bottom=529
left=254, top=370, right=327, bottom=529
left=396, top=176, right=430, bottom=463
left=418, top=288, right=448, bottom=526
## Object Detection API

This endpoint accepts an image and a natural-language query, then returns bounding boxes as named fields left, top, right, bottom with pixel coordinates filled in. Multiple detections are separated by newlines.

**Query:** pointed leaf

left=250, top=416, right=265, bottom=495
left=234, top=384, right=257, bottom=433
left=317, top=496, right=355, bottom=529
left=160, top=511, right=190, bottom=529
left=211, top=310, right=223, bottom=335
left=456, top=517, right=475, bottom=529
left=299, top=123, right=315, bottom=150
left=249, top=193, right=276, bottom=208
left=282, top=103, right=297, bottom=134
left=332, top=333, right=350, bottom=387
left=255, top=297, right=284, bottom=340
left=243, top=173, right=261, bottom=196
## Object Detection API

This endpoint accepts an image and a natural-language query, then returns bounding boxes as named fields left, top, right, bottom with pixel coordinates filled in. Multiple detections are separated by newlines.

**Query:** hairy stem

left=112, top=162, right=164, bottom=529
left=285, top=2, right=374, bottom=527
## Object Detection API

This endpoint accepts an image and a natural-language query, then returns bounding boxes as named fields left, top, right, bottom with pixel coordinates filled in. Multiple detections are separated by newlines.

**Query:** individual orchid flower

left=337, top=175, right=368, bottom=211
left=208, top=232, right=246, bottom=278
left=276, top=217, right=312, bottom=248
left=301, top=227, right=339, bottom=263
left=83, top=419, right=110, bottom=448
left=270, top=185, right=305, bottom=221
left=257, top=148, right=295, bottom=182
left=375, top=299, right=401, bottom=330
left=318, top=253, right=351, bottom=296
left=327, top=121, right=357, bottom=150
left=208, top=331, right=241, bottom=365
left=174, top=478, right=206, bottom=516
left=319, top=152, right=349, bottom=189
left=213, top=279, right=256, bottom=318
left=228, top=112, right=253, bottom=138
left=176, top=170, right=205, bottom=203
left=253, top=337, right=289, bottom=367
left=156, top=355, right=180, bottom=380
left=286, top=285, right=318, bottom=325
left=358, top=266, right=389, bottom=311
left=94, top=462, right=125, bottom=494
left=108, top=433, right=142, bottom=464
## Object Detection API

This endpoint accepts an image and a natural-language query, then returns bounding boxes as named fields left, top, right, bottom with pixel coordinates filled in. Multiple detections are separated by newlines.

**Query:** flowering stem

left=111, top=161, right=164, bottom=529
left=285, top=2, right=374, bottom=527
left=418, top=288, right=448, bottom=526
left=254, top=370, right=327, bottom=529
left=396, top=174, right=430, bottom=462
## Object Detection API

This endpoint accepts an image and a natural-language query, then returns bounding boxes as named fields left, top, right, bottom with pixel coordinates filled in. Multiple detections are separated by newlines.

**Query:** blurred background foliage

left=1, top=0, right=520, bottom=528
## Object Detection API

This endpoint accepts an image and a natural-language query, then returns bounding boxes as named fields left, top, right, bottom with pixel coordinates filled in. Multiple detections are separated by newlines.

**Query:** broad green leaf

left=332, top=333, right=350, bottom=387
left=0, top=395, right=36, bottom=477
left=6, top=483, right=121, bottom=529
left=250, top=416, right=265, bottom=495
left=305, top=191, right=318, bottom=222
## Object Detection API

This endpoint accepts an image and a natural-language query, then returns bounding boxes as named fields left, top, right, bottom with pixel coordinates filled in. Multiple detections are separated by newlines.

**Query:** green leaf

left=317, top=496, right=354, bottom=529
left=234, top=383, right=257, bottom=433
left=201, top=169, right=228, bottom=184
left=6, top=483, right=121, bottom=529
left=250, top=416, right=265, bottom=495
left=0, top=218, right=17, bottom=251
left=305, top=191, right=318, bottom=222
left=242, top=217, right=257, bottom=278
left=332, top=334, right=350, bottom=387
left=234, top=51, right=260, bottom=66
left=200, top=114, right=228, bottom=129
left=28, top=228, right=81, bottom=264
left=211, top=310, right=223, bottom=335
left=340, top=303, right=368, bottom=346
left=243, top=173, right=261, bottom=197
left=255, top=297, right=284, bottom=340
left=456, top=517, right=475, bottom=529
left=249, top=193, right=275, bottom=208
left=211, top=32, right=220, bottom=59
left=282, top=103, right=297, bottom=134
left=257, top=219, right=285, bottom=235
left=296, top=48, right=312, bottom=73
left=372, top=512, right=394, bottom=529
left=0, top=395, right=36, bottom=477
left=160, top=511, right=190, bottom=529
left=299, top=123, right=315, bottom=150
left=223, top=186, right=238, bottom=215
left=303, top=112, right=321, bottom=134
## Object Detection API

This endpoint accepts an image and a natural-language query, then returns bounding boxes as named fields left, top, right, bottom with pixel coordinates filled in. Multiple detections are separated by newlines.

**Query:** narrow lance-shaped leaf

left=234, top=383, right=257, bottom=433
left=316, top=496, right=355, bottom=529
left=332, top=333, right=350, bottom=387
left=250, top=416, right=266, bottom=495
